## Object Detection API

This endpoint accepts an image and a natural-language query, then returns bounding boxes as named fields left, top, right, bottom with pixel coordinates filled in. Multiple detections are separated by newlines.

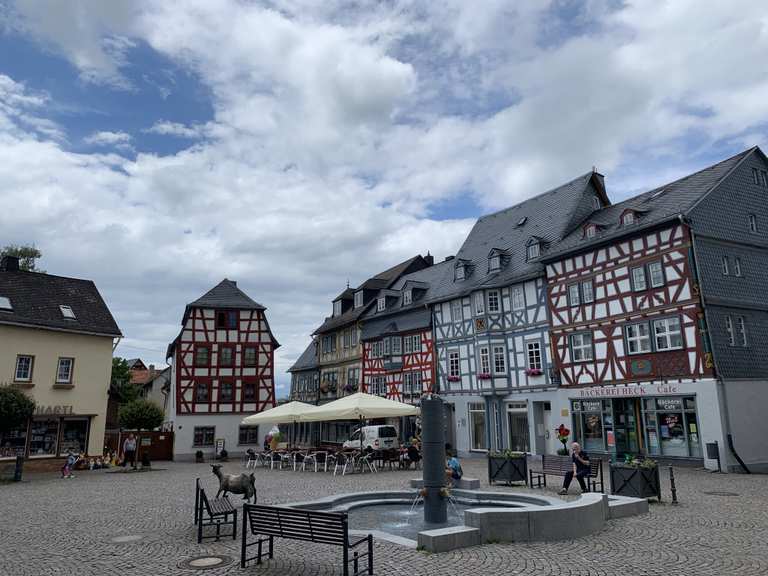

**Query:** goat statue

left=211, top=464, right=256, bottom=503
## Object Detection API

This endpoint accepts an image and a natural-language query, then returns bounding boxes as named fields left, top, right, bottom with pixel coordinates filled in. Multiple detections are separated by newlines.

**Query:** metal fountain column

left=421, top=394, right=447, bottom=524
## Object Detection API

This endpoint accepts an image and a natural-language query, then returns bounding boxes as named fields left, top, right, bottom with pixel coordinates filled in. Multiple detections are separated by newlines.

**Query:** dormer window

left=59, top=305, right=76, bottom=320
left=333, top=300, right=342, bottom=316
left=0, top=296, right=11, bottom=311
left=455, top=265, right=465, bottom=281
left=526, top=242, right=540, bottom=260
left=622, top=211, right=635, bottom=226
left=377, top=297, right=386, bottom=312
left=354, top=291, right=363, bottom=308
left=592, top=196, right=601, bottom=210
left=517, top=217, right=527, bottom=227
left=489, top=254, right=501, bottom=272
left=403, top=290, right=412, bottom=306
left=584, top=224, right=597, bottom=239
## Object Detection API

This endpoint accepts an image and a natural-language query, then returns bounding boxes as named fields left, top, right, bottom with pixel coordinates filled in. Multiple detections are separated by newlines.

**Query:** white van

left=343, top=425, right=399, bottom=451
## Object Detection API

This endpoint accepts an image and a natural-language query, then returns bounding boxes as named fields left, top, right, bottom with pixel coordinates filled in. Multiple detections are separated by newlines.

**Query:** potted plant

left=0, top=386, right=35, bottom=482
left=610, top=455, right=661, bottom=500
left=195, top=450, right=205, bottom=463
left=446, top=376, right=460, bottom=382
left=488, top=449, right=528, bottom=485
left=555, top=424, right=570, bottom=455
left=477, top=373, right=492, bottom=380
left=525, top=368, right=543, bottom=376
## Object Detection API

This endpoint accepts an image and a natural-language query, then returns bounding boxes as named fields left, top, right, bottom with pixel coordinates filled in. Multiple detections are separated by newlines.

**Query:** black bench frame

left=529, top=454, right=604, bottom=493
left=195, top=478, right=237, bottom=543
left=241, top=504, right=373, bottom=576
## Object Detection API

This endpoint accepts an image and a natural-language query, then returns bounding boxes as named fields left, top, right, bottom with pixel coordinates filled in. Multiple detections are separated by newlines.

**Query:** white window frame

left=468, top=403, right=487, bottom=451
left=451, top=300, right=463, bottom=322
left=354, top=291, right=363, bottom=308
left=526, top=342, right=542, bottom=371
left=648, top=261, right=665, bottom=288
left=527, top=243, right=540, bottom=260
left=479, top=347, right=490, bottom=374
left=749, top=214, right=758, bottom=234
left=14, top=355, right=33, bottom=382
left=622, top=211, right=635, bottom=226
left=734, top=257, right=742, bottom=277
left=570, top=332, right=593, bottom=362
left=737, top=315, right=747, bottom=346
left=474, top=292, right=485, bottom=315
left=403, top=336, right=412, bottom=354
left=653, top=317, right=683, bottom=351
left=455, top=265, right=465, bottom=281
left=487, top=290, right=500, bottom=313
left=0, top=296, right=12, bottom=310
left=568, top=284, right=580, bottom=307
left=492, top=345, right=506, bottom=375
left=631, top=266, right=647, bottom=291
left=512, top=287, right=525, bottom=310
left=59, top=305, right=76, bottom=319
left=333, top=300, right=342, bottom=316
left=625, top=322, right=651, bottom=355
left=489, top=254, right=501, bottom=272
left=753, top=168, right=761, bottom=185
left=722, top=256, right=729, bottom=276
left=585, top=225, right=596, bottom=239
left=391, top=336, right=402, bottom=355
left=581, top=280, right=594, bottom=304
left=448, top=351, right=460, bottom=378
left=377, top=297, right=386, bottom=312
left=725, top=315, right=734, bottom=346
left=592, top=196, right=601, bottom=210
left=56, top=357, right=74, bottom=384
left=351, top=328, right=358, bottom=347
left=403, top=290, right=412, bottom=306
left=411, top=334, right=421, bottom=353
left=383, top=337, right=391, bottom=356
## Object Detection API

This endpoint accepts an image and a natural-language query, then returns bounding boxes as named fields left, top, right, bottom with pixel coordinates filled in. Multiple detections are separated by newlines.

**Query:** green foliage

left=621, top=454, right=658, bottom=469
left=488, top=449, right=526, bottom=458
left=118, top=399, right=164, bottom=431
left=111, top=357, right=141, bottom=402
left=0, top=244, right=44, bottom=272
left=0, top=387, right=36, bottom=433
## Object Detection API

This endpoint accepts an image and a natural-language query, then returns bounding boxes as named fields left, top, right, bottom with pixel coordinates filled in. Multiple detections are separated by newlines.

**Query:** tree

left=0, top=244, right=44, bottom=272
left=118, top=399, right=165, bottom=432
left=0, top=386, right=36, bottom=434
left=111, top=357, right=141, bottom=402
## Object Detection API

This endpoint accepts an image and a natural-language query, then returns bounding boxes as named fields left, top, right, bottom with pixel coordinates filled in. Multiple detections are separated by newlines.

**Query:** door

left=613, top=399, right=640, bottom=458
left=507, top=411, right=530, bottom=452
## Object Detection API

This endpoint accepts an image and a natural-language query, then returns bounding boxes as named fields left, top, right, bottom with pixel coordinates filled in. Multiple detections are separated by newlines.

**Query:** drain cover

left=110, top=534, right=143, bottom=543
left=702, top=491, right=739, bottom=497
left=178, top=555, right=234, bottom=570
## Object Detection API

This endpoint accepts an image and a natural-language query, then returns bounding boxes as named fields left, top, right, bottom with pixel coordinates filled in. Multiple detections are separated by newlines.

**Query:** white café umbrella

left=299, top=392, right=420, bottom=452
left=241, top=401, right=320, bottom=447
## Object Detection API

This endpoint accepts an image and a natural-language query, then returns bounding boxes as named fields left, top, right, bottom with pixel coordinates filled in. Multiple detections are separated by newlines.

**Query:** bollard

left=13, top=455, right=24, bottom=482
left=668, top=466, right=678, bottom=505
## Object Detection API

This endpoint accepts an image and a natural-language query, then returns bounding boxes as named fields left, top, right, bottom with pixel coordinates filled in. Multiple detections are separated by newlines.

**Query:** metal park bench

left=194, top=478, right=238, bottom=543
left=241, top=504, right=373, bottom=576
left=529, top=454, right=604, bottom=493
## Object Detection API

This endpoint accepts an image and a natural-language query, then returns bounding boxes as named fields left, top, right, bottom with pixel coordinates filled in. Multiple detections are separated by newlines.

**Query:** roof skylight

left=59, top=305, right=76, bottom=319
left=517, top=217, right=528, bottom=226
left=0, top=296, right=11, bottom=311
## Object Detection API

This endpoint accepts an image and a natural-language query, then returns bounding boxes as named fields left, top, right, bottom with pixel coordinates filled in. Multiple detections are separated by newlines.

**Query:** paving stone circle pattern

left=1, top=459, right=767, bottom=575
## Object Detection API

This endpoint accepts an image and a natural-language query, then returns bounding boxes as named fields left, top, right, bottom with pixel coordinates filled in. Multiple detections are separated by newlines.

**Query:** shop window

left=219, top=381, right=234, bottom=403
left=0, top=424, right=28, bottom=458
left=243, top=347, right=257, bottom=366
left=193, top=426, right=215, bottom=447
left=571, top=400, right=605, bottom=453
left=14, top=355, right=33, bottom=382
left=653, top=317, right=683, bottom=351
left=625, top=323, right=651, bottom=354
left=239, top=426, right=260, bottom=445
left=29, top=419, right=59, bottom=457
left=56, top=358, right=74, bottom=384
left=59, top=419, right=89, bottom=455
left=469, top=403, right=487, bottom=451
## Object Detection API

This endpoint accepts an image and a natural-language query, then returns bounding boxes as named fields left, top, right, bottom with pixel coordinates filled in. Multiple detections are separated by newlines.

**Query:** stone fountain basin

left=288, top=489, right=648, bottom=552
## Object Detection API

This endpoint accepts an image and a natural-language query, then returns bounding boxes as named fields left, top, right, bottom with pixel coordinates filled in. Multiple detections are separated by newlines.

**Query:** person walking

left=123, top=433, right=137, bottom=470
left=559, top=442, right=590, bottom=495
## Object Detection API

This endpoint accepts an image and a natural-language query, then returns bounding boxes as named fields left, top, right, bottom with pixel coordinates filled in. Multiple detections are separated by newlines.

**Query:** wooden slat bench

left=195, top=478, right=238, bottom=543
left=241, top=504, right=373, bottom=576
left=529, top=454, right=604, bottom=493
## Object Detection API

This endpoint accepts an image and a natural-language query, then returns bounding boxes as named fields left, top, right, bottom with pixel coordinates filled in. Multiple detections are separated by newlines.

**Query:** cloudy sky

left=1, top=1, right=767, bottom=397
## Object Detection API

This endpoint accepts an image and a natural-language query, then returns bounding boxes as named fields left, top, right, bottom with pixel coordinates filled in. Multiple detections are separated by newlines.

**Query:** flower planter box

left=0, top=456, right=25, bottom=482
left=610, top=465, right=661, bottom=501
left=488, top=455, right=528, bottom=486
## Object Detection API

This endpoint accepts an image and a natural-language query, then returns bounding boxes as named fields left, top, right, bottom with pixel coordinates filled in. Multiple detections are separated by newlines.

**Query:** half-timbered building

left=431, top=172, right=609, bottom=456
left=167, top=279, right=279, bottom=459
left=543, top=147, right=768, bottom=471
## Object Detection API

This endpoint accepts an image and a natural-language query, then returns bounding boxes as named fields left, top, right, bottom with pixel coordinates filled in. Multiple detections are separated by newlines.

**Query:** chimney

left=424, top=252, right=434, bottom=266
left=0, top=256, right=20, bottom=272
left=444, top=255, right=455, bottom=262
left=149, top=364, right=156, bottom=377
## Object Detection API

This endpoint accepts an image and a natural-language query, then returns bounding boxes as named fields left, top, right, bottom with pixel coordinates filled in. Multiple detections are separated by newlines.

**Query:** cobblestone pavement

left=1, top=458, right=767, bottom=576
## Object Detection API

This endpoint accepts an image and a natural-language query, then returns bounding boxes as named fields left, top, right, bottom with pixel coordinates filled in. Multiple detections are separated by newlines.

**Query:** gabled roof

left=187, top=279, right=265, bottom=311
left=545, top=147, right=757, bottom=259
left=313, top=255, right=431, bottom=335
left=288, top=340, right=319, bottom=372
left=0, top=268, right=121, bottom=337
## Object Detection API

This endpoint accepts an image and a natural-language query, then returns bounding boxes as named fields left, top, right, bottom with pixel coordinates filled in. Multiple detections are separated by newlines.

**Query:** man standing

left=123, top=433, right=137, bottom=470
left=559, top=442, right=590, bottom=495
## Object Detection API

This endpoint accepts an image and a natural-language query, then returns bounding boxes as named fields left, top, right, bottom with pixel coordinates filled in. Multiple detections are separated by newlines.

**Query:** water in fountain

left=408, top=492, right=423, bottom=517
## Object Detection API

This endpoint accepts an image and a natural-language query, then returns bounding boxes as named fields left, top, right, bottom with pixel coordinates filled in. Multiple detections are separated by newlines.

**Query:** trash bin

left=705, top=442, right=719, bottom=460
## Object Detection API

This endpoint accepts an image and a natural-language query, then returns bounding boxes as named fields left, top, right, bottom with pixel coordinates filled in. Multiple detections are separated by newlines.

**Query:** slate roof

left=312, top=255, right=430, bottom=335
left=544, top=148, right=756, bottom=259
left=0, top=269, right=121, bottom=337
left=288, top=340, right=319, bottom=373
left=187, top=279, right=265, bottom=310
left=360, top=307, right=432, bottom=341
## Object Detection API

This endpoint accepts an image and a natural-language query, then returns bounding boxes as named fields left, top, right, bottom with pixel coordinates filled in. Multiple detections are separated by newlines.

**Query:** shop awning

left=299, top=392, right=420, bottom=422
left=241, top=401, right=320, bottom=425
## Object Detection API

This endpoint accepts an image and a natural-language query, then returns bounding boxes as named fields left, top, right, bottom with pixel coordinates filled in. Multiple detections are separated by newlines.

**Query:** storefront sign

left=656, top=398, right=683, bottom=411
left=575, top=384, right=679, bottom=399
left=34, top=405, right=74, bottom=416
left=607, top=431, right=615, bottom=447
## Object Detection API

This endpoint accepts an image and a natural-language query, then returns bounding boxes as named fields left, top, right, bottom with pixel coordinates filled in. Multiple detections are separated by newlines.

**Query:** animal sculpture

left=211, top=464, right=256, bottom=503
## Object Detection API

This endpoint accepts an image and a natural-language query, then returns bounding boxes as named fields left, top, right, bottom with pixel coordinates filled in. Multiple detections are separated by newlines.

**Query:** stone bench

left=409, top=477, right=481, bottom=490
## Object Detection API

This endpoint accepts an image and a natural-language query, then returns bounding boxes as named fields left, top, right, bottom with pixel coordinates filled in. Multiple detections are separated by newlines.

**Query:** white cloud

left=2, top=0, right=768, bottom=395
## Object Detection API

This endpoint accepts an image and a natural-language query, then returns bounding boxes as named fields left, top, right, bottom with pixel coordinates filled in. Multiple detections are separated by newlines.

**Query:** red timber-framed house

left=167, top=279, right=279, bottom=459
left=541, top=148, right=768, bottom=471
